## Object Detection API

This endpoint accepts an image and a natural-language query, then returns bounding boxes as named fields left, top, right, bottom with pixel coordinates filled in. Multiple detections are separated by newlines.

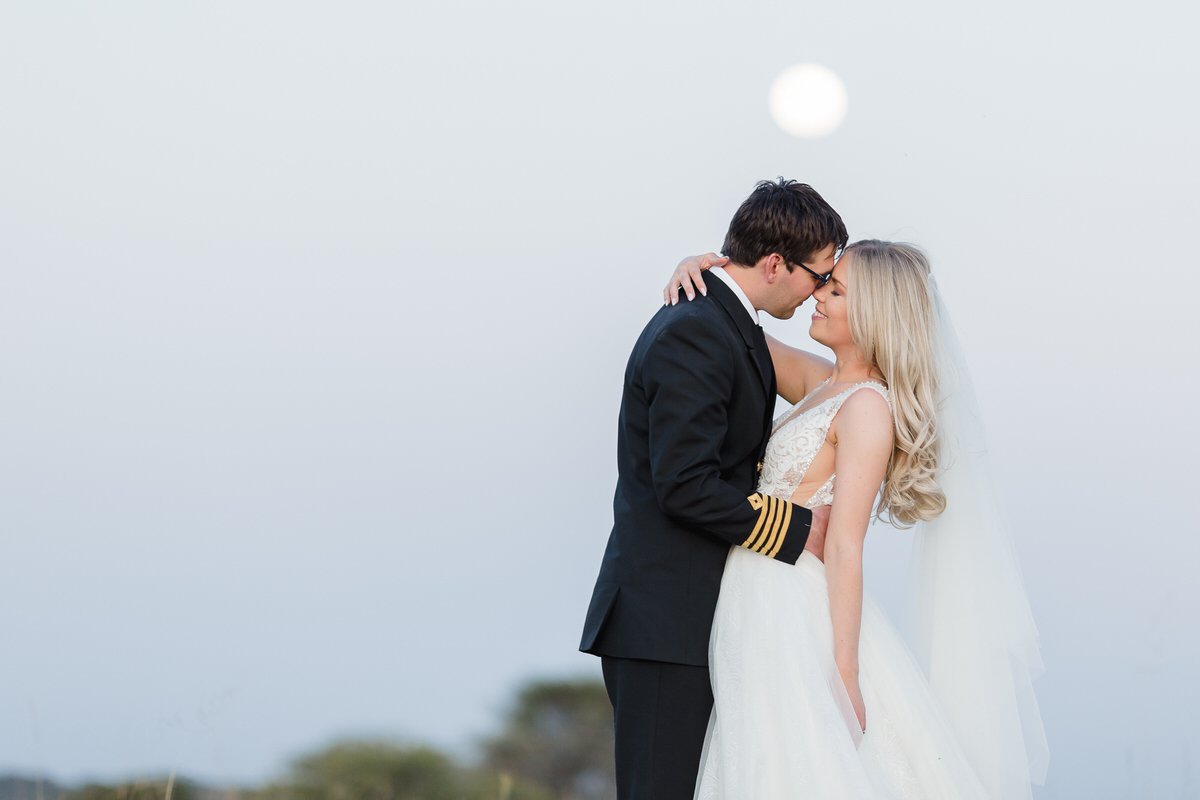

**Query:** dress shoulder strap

left=830, top=380, right=891, bottom=409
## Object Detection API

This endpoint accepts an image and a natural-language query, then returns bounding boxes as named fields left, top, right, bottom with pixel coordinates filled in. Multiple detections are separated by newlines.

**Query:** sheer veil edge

left=907, top=277, right=1050, bottom=798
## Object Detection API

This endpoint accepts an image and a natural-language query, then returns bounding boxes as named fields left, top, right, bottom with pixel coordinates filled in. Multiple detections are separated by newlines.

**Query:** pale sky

left=2, top=2, right=1198, bottom=797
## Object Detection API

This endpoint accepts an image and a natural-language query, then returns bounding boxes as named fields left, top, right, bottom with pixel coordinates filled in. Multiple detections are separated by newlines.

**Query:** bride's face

left=810, top=251, right=852, bottom=348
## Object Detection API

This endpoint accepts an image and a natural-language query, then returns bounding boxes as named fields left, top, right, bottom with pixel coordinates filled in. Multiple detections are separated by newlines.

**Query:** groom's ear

left=761, top=253, right=785, bottom=283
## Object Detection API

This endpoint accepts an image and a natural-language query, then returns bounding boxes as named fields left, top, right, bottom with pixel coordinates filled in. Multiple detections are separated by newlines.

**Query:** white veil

left=908, top=277, right=1050, bottom=798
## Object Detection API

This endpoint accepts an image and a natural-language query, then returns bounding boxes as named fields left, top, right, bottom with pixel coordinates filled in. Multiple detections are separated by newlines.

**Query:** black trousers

left=602, top=656, right=714, bottom=800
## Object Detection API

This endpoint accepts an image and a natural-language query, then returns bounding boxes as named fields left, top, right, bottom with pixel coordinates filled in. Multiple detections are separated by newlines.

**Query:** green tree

left=64, top=779, right=196, bottom=800
left=275, top=739, right=550, bottom=800
left=483, top=679, right=615, bottom=800
left=286, top=741, right=462, bottom=800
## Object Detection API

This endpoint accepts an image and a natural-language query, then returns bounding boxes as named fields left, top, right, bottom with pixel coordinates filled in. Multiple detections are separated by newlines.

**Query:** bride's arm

left=765, top=334, right=833, bottom=404
left=663, top=255, right=832, bottom=403
left=823, top=389, right=894, bottom=731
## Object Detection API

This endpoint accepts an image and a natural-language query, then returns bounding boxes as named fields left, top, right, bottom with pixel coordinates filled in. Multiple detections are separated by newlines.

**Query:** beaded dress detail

left=757, top=380, right=890, bottom=509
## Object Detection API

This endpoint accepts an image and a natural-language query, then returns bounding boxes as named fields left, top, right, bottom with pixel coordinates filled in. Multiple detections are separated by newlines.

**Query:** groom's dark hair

left=722, top=178, right=848, bottom=269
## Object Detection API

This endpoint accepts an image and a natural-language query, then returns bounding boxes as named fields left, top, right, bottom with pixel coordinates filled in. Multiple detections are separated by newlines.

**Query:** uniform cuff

left=740, top=493, right=811, bottom=563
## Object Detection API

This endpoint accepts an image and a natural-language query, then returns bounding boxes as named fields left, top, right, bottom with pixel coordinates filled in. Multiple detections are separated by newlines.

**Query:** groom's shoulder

left=652, top=290, right=725, bottom=329
left=628, top=296, right=733, bottom=371
left=641, top=293, right=726, bottom=343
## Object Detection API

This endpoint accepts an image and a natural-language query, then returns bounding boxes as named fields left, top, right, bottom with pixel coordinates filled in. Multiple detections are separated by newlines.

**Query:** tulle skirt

left=695, top=548, right=989, bottom=799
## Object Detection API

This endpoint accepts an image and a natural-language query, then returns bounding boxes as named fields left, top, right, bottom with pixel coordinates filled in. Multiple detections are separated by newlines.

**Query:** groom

left=580, top=179, right=849, bottom=799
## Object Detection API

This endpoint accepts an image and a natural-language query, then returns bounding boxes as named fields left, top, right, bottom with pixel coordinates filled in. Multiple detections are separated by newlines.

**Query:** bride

left=665, top=241, right=1049, bottom=799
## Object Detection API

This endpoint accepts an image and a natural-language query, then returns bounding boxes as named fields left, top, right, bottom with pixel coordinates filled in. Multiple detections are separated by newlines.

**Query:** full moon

left=768, top=64, right=848, bottom=138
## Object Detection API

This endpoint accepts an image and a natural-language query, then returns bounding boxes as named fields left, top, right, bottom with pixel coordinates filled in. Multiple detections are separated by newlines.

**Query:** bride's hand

left=803, top=505, right=830, bottom=561
left=841, top=668, right=867, bottom=734
left=663, top=253, right=728, bottom=305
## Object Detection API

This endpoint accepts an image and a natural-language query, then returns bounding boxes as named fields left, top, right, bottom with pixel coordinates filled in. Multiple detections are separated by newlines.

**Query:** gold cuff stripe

left=742, top=493, right=770, bottom=549
left=766, top=500, right=792, bottom=558
left=760, top=496, right=786, bottom=555
left=749, top=496, right=777, bottom=553
left=743, top=494, right=797, bottom=556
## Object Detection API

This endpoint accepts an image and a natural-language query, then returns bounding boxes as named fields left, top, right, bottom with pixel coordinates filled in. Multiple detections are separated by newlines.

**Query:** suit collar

left=709, top=267, right=760, bottom=325
left=705, top=272, right=760, bottom=349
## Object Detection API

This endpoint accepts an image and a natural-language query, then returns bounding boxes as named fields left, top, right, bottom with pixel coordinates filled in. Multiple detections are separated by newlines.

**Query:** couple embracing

left=580, top=180, right=1048, bottom=799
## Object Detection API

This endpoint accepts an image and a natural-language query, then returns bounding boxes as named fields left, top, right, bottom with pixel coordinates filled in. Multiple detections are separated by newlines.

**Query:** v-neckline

left=773, top=377, right=887, bottom=434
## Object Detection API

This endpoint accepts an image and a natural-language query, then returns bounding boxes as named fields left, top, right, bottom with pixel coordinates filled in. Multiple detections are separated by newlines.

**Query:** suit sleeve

left=642, top=313, right=812, bottom=564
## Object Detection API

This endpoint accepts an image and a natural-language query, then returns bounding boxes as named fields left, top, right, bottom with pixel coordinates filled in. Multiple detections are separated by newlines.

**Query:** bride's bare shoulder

left=830, top=387, right=893, bottom=449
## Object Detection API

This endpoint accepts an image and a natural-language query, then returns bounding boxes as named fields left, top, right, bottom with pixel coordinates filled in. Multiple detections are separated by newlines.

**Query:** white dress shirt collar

left=709, top=266, right=760, bottom=325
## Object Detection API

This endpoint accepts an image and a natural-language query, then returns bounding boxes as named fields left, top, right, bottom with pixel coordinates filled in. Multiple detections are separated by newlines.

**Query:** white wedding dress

left=695, top=380, right=991, bottom=799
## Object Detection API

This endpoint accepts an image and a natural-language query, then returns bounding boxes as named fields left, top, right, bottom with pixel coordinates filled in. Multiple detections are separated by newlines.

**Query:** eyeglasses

left=791, top=261, right=833, bottom=287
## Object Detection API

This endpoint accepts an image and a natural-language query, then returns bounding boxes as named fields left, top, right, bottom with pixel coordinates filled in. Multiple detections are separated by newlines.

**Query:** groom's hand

left=804, top=505, right=831, bottom=561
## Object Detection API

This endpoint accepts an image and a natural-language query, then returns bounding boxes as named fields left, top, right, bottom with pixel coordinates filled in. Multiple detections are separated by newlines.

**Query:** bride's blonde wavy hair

left=843, top=240, right=946, bottom=527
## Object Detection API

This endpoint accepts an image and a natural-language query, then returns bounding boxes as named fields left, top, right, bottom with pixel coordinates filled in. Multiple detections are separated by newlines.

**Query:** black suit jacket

left=580, top=275, right=813, bottom=666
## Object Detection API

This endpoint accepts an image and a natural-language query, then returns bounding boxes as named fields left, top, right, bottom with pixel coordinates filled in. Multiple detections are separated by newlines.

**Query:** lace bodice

left=756, top=380, right=890, bottom=509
